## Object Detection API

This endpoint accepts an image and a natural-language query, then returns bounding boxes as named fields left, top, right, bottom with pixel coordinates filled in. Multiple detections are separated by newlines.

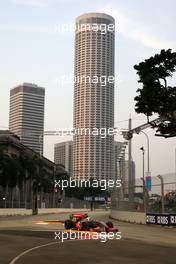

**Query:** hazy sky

left=0, top=0, right=176, bottom=179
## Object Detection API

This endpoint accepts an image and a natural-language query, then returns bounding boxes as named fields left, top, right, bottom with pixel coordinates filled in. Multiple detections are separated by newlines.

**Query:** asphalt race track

left=0, top=212, right=176, bottom=264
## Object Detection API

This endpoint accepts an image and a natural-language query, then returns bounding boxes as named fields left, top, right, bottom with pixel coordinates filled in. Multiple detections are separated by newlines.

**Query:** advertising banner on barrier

left=146, top=213, right=176, bottom=226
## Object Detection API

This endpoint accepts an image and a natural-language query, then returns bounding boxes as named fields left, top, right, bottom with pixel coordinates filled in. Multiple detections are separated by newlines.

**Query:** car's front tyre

left=65, top=219, right=73, bottom=229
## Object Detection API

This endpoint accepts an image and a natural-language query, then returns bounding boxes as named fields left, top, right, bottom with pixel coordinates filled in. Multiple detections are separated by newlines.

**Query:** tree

left=27, top=154, right=53, bottom=214
left=0, top=150, right=20, bottom=188
left=55, top=164, right=69, bottom=182
left=0, top=148, right=24, bottom=207
left=134, top=49, right=176, bottom=137
left=54, top=164, right=70, bottom=199
left=0, top=147, right=11, bottom=188
left=0, top=147, right=54, bottom=211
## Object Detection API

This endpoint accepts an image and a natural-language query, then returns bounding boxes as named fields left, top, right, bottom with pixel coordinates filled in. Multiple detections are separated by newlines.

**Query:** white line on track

left=9, top=238, right=81, bottom=264
left=9, top=241, right=60, bottom=264
left=9, top=229, right=108, bottom=263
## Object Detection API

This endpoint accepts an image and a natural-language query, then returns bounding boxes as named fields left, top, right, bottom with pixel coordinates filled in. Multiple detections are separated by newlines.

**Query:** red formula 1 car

left=64, top=213, right=118, bottom=233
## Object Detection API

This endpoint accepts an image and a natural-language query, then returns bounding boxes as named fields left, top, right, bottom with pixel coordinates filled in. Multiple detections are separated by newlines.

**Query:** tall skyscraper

left=123, top=160, right=136, bottom=195
left=9, top=83, right=45, bottom=155
left=54, top=140, right=73, bottom=174
left=73, top=13, right=115, bottom=180
left=114, top=141, right=125, bottom=180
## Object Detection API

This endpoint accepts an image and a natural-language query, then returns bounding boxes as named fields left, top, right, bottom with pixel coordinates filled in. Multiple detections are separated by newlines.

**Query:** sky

left=0, top=0, right=176, bottom=180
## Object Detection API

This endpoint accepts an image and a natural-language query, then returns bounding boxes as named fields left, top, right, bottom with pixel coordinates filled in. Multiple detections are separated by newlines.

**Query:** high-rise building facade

left=123, top=160, right=136, bottom=195
left=114, top=141, right=125, bottom=180
left=73, top=13, right=115, bottom=180
left=54, top=141, right=73, bottom=174
left=9, top=83, right=45, bottom=155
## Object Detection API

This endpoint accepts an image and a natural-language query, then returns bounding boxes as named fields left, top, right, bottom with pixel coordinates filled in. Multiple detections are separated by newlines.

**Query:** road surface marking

left=9, top=238, right=82, bottom=264
left=9, top=241, right=59, bottom=264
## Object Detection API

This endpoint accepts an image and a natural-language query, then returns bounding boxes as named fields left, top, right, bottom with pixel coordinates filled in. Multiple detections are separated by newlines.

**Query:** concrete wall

left=110, top=210, right=146, bottom=224
left=0, top=209, right=32, bottom=216
left=0, top=208, right=86, bottom=216
left=38, top=208, right=86, bottom=214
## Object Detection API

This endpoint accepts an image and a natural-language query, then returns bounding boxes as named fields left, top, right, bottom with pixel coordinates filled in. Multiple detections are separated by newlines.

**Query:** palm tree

left=0, top=148, right=23, bottom=207
left=0, top=147, right=54, bottom=212
left=0, top=147, right=10, bottom=188
left=27, top=155, right=53, bottom=214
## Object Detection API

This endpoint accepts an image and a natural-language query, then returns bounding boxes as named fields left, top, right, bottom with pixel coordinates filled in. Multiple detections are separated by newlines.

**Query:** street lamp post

left=157, top=175, right=165, bottom=214
left=175, top=148, right=176, bottom=190
left=140, top=147, right=145, bottom=183
left=140, top=131, right=150, bottom=175
left=140, top=146, right=146, bottom=211
left=128, top=117, right=132, bottom=201
left=2, top=197, right=6, bottom=208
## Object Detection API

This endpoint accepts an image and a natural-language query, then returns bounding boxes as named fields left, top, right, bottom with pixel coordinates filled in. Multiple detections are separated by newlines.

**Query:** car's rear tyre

left=106, top=221, right=114, bottom=228
left=65, top=219, right=73, bottom=229
left=81, top=221, right=90, bottom=231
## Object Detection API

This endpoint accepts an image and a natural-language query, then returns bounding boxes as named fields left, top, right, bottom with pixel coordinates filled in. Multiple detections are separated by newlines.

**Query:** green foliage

left=134, top=49, right=176, bottom=137
left=0, top=149, right=23, bottom=188
left=0, top=149, right=53, bottom=193
left=55, top=164, right=69, bottom=181
left=29, top=155, right=53, bottom=193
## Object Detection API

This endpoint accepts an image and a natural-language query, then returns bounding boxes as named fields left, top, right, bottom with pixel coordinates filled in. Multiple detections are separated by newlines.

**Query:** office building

left=73, top=13, right=115, bottom=180
left=54, top=140, right=73, bottom=174
left=9, top=83, right=45, bottom=155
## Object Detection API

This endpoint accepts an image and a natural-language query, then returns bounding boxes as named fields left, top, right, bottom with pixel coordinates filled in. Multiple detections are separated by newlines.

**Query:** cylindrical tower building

left=73, top=13, right=115, bottom=180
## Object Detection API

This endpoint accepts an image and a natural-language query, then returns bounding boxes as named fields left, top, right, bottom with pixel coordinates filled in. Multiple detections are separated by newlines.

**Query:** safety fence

left=111, top=179, right=176, bottom=214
